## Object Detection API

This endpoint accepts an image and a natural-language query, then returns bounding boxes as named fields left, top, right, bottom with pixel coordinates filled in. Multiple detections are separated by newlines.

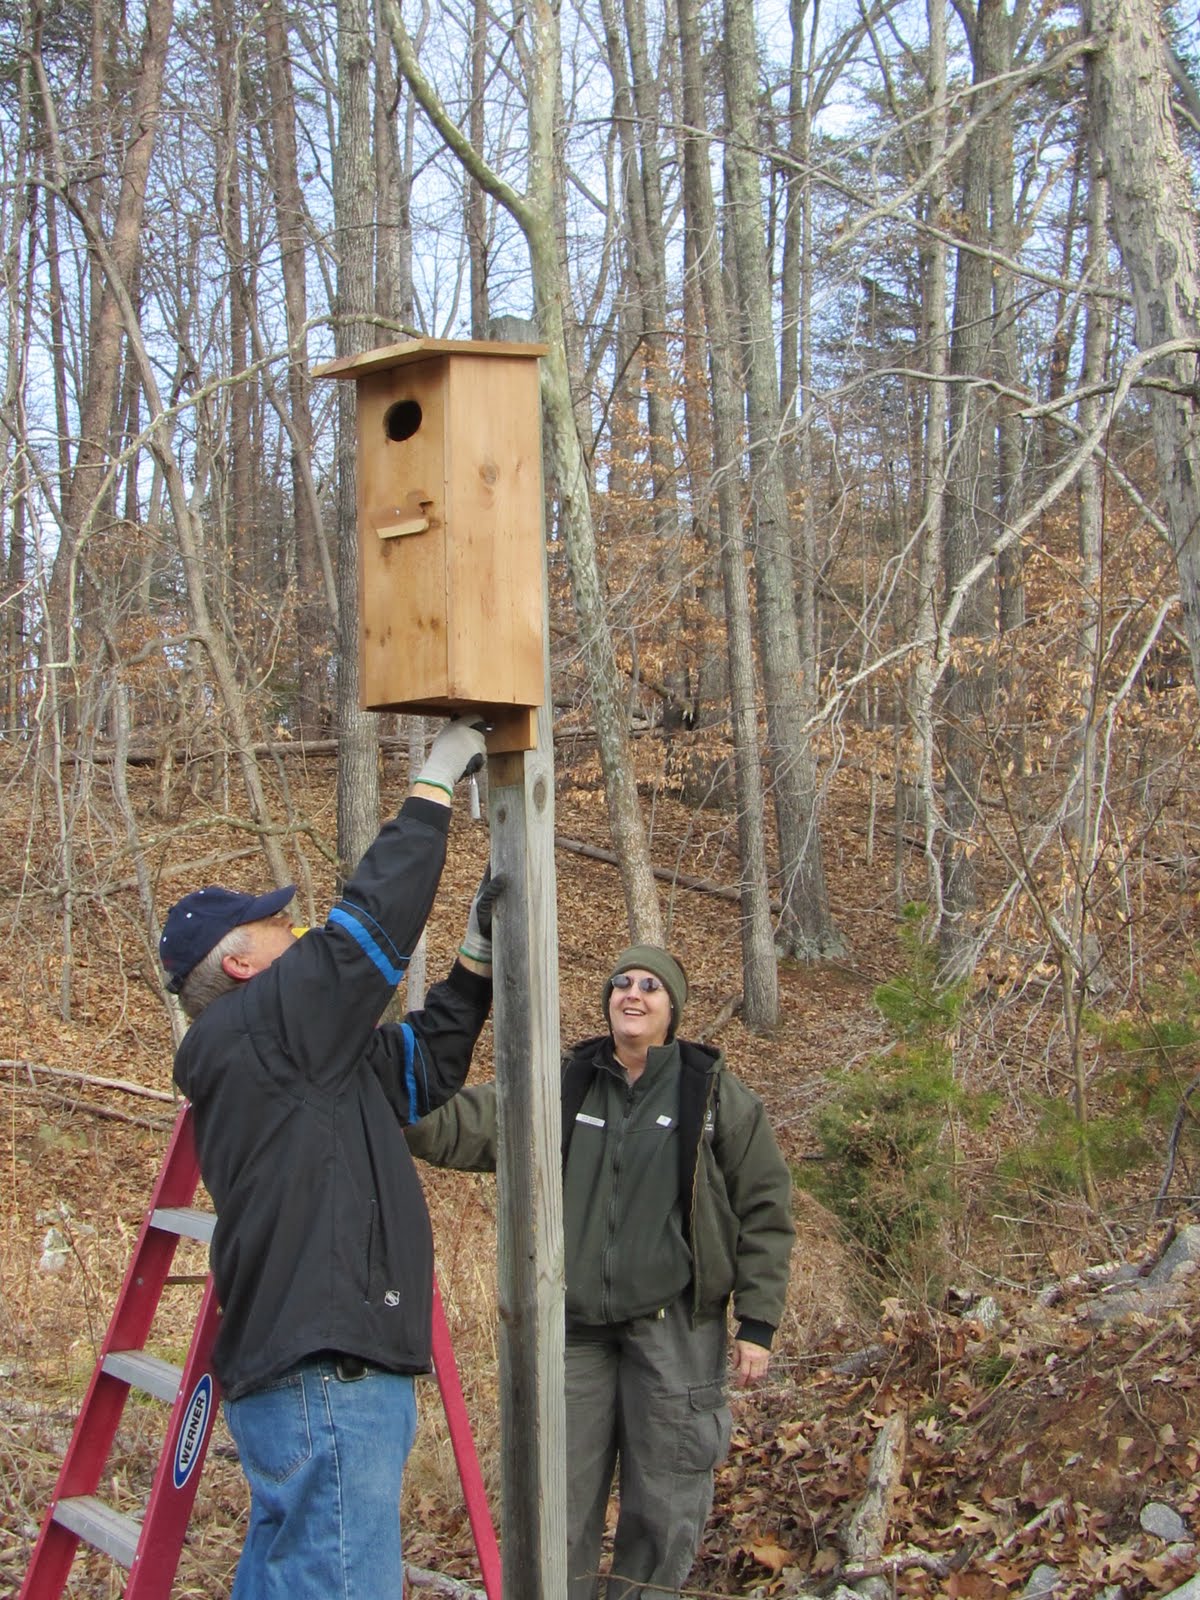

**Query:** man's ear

left=221, top=949, right=257, bottom=982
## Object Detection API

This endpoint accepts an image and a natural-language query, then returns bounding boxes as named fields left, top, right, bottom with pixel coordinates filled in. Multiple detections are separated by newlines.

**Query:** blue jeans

left=224, top=1355, right=417, bottom=1600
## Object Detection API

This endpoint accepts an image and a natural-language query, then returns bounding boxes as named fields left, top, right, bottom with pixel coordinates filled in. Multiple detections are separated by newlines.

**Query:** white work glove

left=416, top=715, right=486, bottom=797
left=459, top=867, right=506, bottom=965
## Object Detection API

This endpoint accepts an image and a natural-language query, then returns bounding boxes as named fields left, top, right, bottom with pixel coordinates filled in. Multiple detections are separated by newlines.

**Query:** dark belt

left=333, top=1354, right=368, bottom=1382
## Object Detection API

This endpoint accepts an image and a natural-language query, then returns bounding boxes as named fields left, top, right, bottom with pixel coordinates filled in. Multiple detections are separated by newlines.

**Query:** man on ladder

left=160, top=714, right=499, bottom=1600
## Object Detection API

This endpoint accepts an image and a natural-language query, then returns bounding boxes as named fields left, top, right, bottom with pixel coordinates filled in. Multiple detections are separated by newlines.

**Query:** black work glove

left=459, top=867, right=506, bottom=964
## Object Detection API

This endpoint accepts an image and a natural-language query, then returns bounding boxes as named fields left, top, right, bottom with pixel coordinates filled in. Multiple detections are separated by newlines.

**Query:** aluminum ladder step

left=101, top=1349, right=183, bottom=1403
left=151, top=1205, right=215, bottom=1243
left=51, top=1495, right=141, bottom=1568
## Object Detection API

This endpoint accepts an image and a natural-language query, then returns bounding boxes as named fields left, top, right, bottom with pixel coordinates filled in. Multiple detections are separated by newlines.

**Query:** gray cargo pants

left=565, top=1296, right=732, bottom=1599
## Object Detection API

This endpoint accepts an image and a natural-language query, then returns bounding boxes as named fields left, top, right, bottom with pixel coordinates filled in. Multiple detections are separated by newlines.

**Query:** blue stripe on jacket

left=328, top=903, right=408, bottom=987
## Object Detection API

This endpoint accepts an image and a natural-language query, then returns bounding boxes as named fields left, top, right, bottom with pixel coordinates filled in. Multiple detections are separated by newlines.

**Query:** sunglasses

left=610, top=973, right=664, bottom=994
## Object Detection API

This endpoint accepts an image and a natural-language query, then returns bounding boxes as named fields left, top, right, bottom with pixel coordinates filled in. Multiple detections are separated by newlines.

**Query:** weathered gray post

left=488, top=703, right=565, bottom=1595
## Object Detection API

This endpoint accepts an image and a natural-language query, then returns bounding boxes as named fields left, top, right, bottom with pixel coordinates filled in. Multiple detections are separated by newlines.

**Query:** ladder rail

left=431, top=1276, right=503, bottom=1600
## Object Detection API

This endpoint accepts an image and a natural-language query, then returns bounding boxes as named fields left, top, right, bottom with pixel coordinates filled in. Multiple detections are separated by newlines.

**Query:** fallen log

left=553, top=835, right=781, bottom=911
left=404, top=1566, right=487, bottom=1598
left=3, top=1081, right=170, bottom=1131
left=843, top=1549, right=951, bottom=1580
left=1, top=1060, right=175, bottom=1103
left=844, top=1411, right=908, bottom=1600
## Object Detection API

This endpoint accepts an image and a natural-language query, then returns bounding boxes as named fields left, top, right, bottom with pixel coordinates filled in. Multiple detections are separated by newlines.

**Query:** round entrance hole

left=384, top=400, right=423, bottom=442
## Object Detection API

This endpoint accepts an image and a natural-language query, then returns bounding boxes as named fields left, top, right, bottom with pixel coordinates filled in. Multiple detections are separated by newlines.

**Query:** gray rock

left=1147, top=1226, right=1200, bottom=1285
left=1084, top=1227, right=1200, bottom=1322
left=1157, top=1577, right=1200, bottom=1600
left=1022, top=1564, right=1060, bottom=1599
left=1141, top=1503, right=1188, bottom=1542
left=971, top=1295, right=1003, bottom=1330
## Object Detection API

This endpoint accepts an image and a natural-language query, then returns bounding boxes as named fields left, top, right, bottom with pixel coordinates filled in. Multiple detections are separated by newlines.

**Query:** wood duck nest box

left=316, top=337, right=548, bottom=752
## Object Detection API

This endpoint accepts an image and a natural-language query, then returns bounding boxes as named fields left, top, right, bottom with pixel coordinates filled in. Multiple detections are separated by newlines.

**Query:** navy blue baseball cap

left=160, top=884, right=295, bottom=994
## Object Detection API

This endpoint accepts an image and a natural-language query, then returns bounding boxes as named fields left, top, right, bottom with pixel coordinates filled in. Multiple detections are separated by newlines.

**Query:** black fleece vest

left=559, top=1040, right=718, bottom=1243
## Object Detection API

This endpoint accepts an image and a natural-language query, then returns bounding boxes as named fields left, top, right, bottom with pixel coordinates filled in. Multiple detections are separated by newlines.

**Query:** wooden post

left=488, top=699, right=565, bottom=1597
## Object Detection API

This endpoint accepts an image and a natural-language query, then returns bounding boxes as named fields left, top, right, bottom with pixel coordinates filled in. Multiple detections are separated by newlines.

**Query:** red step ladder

left=20, top=1103, right=502, bottom=1599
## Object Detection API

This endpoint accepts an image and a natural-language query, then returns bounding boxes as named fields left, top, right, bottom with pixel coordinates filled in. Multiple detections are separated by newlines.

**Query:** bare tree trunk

left=373, top=0, right=418, bottom=353
left=937, top=0, right=1005, bottom=980
left=781, top=0, right=870, bottom=706
left=596, top=0, right=642, bottom=510
left=1, top=48, right=34, bottom=733
left=1084, top=0, right=1200, bottom=697
left=212, top=0, right=258, bottom=662
left=989, top=21, right=1025, bottom=779
left=1043, top=130, right=1085, bottom=462
left=722, top=0, right=841, bottom=961
left=334, top=0, right=381, bottom=876
left=40, top=0, right=174, bottom=679
left=466, top=0, right=489, bottom=338
left=676, top=0, right=778, bottom=1027
left=263, top=0, right=329, bottom=737
left=781, top=8, right=817, bottom=699
left=1059, top=129, right=1112, bottom=1213
left=680, top=215, right=727, bottom=729
left=910, top=0, right=949, bottom=916
left=621, top=0, right=677, bottom=554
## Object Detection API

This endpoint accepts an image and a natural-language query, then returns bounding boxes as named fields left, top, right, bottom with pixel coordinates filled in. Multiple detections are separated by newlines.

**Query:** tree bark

left=722, top=0, right=841, bottom=961
left=1084, top=0, right=1200, bottom=697
left=937, top=0, right=1007, bottom=980
left=466, top=0, right=489, bottom=338
left=676, top=0, right=778, bottom=1026
left=39, top=0, right=175, bottom=682
left=333, top=0, right=383, bottom=877
left=263, top=0, right=330, bottom=738
left=910, top=0, right=950, bottom=916
left=212, top=0, right=258, bottom=664
left=621, top=0, right=678, bottom=555
left=373, top=0, right=415, bottom=335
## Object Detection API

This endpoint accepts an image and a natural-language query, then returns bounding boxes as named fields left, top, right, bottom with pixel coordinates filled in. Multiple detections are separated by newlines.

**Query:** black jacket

left=174, top=795, right=492, bottom=1399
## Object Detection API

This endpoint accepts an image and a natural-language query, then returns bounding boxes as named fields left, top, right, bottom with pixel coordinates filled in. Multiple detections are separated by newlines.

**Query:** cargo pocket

left=676, top=1379, right=732, bottom=1474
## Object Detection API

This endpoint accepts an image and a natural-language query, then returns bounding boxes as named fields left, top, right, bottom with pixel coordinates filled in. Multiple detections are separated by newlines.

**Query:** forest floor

left=1, top=748, right=1199, bottom=1598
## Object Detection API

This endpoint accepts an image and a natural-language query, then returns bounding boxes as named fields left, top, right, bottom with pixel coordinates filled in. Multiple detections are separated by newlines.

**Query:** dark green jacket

left=405, top=1035, right=794, bottom=1343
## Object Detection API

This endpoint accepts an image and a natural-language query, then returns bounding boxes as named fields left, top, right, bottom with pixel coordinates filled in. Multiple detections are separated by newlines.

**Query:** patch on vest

left=575, top=1112, right=604, bottom=1128
left=384, top=1289, right=401, bottom=1307
left=656, top=1114, right=673, bottom=1128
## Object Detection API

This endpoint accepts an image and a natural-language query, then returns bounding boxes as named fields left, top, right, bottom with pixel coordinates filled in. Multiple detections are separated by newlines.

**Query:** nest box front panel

left=357, top=360, right=450, bottom=710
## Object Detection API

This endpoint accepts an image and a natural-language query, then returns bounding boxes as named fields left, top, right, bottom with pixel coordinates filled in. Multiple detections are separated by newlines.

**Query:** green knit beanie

left=603, top=945, right=689, bottom=1041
